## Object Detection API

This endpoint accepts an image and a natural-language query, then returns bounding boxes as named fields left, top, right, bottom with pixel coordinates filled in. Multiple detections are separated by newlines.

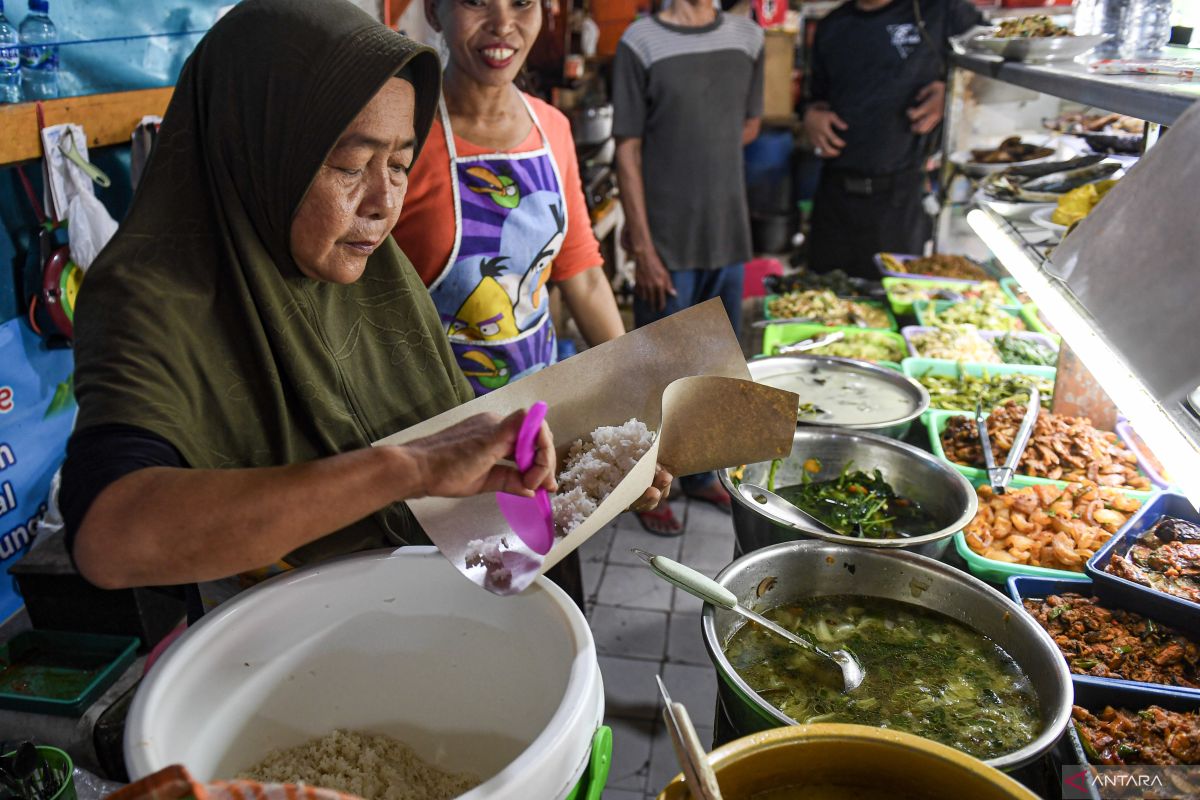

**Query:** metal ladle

left=736, top=482, right=844, bottom=539
left=632, top=549, right=865, bottom=693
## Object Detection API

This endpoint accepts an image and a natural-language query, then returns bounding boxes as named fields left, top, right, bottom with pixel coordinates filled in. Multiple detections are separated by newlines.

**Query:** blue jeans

left=633, top=263, right=744, bottom=335
left=634, top=263, right=744, bottom=494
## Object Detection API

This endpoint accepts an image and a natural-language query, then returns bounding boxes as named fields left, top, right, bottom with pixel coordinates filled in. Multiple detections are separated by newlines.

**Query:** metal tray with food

left=1070, top=680, right=1200, bottom=768
left=1115, top=417, right=1172, bottom=489
left=949, top=472, right=1151, bottom=583
left=978, top=155, right=1121, bottom=213
left=759, top=322, right=907, bottom=363
left=881, top=276, right=1008, bottom=316
left=913, top=299, right=1027, bottom=332
left=1007, top=576, right=1200, bottom=700
left=930, top=406, right=1153, bottom=492
left=1086, top=493, right=1200, bottom=635
left=902, top=360, right=1055, bottom=416
left=950, top=136, right=1058, bottom=177
left=763, top=290, right=898, bottom=330
left=873, top=252, right=993, bottom=282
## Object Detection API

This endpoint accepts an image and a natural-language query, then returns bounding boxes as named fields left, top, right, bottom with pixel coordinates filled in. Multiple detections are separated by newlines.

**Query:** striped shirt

left=613, top=14, right=764, bottom=272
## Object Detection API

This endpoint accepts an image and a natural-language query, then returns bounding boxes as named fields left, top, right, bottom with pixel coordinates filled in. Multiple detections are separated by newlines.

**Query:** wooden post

left=1052, top=342, right=1119, bottom=430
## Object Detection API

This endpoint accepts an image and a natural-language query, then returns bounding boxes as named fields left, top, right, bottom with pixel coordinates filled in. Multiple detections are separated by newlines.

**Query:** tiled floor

left=579, top=497, right=736, bottom=799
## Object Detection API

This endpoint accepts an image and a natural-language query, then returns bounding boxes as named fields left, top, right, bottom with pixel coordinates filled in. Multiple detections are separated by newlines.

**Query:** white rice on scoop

left=553, top=418, right=654, bottom=535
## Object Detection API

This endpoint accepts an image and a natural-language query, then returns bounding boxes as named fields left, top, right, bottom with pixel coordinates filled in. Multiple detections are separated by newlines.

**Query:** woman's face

left=428, top=0, right=542, bottom=89
left=290, top=78, right=417, bottom=283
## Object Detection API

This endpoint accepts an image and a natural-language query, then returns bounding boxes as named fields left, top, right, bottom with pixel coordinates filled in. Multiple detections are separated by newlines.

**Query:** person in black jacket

left=805, top=0, right=983, bottom=277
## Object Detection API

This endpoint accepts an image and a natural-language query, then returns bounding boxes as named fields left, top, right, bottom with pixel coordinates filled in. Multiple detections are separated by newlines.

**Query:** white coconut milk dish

left=748, top=356, right=929, bottom=438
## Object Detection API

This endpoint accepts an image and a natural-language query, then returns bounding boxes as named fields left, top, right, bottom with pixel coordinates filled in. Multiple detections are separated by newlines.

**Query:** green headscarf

left=73, top=0, right=472, bottom=564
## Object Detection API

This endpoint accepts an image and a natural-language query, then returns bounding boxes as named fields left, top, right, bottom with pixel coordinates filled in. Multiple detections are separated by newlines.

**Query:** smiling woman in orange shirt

left=394, top=0, right=625, bottom=398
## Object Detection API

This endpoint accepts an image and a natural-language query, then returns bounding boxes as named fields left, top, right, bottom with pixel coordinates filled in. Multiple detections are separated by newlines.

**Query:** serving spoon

left=736, top=482, right=844, bottom=539
left=632, top=549, right=865, bottom=693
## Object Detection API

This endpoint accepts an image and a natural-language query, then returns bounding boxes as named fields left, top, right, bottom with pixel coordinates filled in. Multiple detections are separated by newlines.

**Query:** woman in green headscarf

left=59, top=0, right=598, bottom=607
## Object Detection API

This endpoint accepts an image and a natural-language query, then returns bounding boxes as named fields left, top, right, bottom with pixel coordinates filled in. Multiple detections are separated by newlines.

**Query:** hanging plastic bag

left=40, top=123, right=118, bottom=272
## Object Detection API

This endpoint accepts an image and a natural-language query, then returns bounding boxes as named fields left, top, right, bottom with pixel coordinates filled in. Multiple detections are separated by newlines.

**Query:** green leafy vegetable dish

left=925, top=300, right=1026, bottom=332
left=773, top=331, right=905, bottom=363
left=917, top=369, right=1054, bottom=412
left=993, top=334, right=1058, bottom=367
left=774, top=460, right=935, bottom=539
left=724, top=595, right=1043, bottom=761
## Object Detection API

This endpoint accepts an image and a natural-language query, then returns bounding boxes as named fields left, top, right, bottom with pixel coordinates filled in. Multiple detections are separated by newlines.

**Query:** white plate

left=967, top=33, right=1111, bottom=63
left=976, top=192, right=1055, bottom=222
left=1031, top=206, right=1068, bottom=239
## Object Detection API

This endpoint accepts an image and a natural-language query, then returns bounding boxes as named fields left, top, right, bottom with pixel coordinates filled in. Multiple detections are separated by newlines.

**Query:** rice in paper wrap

left=375, top=299, right=798, bottom=594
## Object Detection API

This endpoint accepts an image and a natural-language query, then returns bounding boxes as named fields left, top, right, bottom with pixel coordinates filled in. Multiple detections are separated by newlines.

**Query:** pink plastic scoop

left=496, top=401, right=556, bottom=555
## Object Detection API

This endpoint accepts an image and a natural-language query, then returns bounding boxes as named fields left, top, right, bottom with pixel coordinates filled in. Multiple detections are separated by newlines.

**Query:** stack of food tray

left=1006, top=493, right=1200, bottom=778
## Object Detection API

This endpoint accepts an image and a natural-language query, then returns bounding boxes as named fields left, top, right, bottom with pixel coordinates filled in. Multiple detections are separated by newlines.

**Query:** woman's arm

left=557, top=266, right=625, bottom=347
left=72, top=411, right=555, bottom=589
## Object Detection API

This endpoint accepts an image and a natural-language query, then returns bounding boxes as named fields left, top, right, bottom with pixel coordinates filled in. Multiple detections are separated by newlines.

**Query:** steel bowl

left=701, top=541, right=1073, bottom=772
left=720, top=428, right=977, bottom=558
left=748, top=355, right=929, bottom=439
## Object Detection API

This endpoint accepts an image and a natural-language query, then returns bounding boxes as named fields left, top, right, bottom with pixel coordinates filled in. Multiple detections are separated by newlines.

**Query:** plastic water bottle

left=0, top=1, right=20, bottom=104
left=1124, top=0, right=1174, bottom=57
left=1073, top=0, right=1099, bottom=35
left=1093, top=0, right=1131, bottom=57
left=19, top=0, right=57, bottom=100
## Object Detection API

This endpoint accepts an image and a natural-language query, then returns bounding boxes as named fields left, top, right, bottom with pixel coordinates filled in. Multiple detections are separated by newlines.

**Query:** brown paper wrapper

left=375, top=299, right=797, bottom=592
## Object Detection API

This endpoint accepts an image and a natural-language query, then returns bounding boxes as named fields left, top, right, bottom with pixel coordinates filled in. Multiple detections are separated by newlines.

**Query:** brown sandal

left=636, top=504, right=685, bottom=537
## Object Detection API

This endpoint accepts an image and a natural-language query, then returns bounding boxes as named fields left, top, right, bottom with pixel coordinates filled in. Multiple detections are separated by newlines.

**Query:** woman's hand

left=631, top=464, right=674, bottom=512
left=402, top=410, right=558, bottom=499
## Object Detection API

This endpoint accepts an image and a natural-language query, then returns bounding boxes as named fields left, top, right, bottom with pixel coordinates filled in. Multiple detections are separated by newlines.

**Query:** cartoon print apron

left=427, top=95, right=568, bottom=396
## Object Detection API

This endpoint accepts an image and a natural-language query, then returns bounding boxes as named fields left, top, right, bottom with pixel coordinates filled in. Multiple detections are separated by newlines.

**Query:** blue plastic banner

left=0, top=317, right=76, bottom=622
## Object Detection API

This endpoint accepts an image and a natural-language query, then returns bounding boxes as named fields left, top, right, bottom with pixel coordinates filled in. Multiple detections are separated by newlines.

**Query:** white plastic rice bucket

left=124, top=547, right=604, bottom=799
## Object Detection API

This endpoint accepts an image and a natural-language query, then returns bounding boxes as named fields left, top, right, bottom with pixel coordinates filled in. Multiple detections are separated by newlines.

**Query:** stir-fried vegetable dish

left=774, top=461, right=934, bottom=539
left=917, top=369, right=1053, bottom=412
left=768, top=290, right=890, bottom=329
left=993, top=334, right=1058, bottom=367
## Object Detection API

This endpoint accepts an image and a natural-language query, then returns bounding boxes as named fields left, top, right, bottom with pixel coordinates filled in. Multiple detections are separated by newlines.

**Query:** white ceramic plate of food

left=968, top=33, right=1111, bottom=63
left=1030, top=206, right=1068, bottom=239
left=975, top=192, right=1055, bottom=222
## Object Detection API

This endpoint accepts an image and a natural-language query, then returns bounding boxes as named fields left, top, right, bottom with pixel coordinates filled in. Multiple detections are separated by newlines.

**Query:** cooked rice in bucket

left=240, top=729, right=479, bottom=800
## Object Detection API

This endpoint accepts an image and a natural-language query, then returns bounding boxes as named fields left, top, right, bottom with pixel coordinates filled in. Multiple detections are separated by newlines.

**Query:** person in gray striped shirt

left=613, top=2, right=763, bottom=535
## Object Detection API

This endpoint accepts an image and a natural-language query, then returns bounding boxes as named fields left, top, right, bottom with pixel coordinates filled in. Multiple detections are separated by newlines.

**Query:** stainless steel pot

left=701, top=542, right=1073, bottom=772
left=747, top=356, right=928, bottom=439
left=570, top=103, right=613, bottom=146
left=719, top=428, right=977, bottom=559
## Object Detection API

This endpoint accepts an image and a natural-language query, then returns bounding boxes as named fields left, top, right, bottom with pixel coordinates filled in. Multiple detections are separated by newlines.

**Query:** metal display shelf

left=973, top=204, right=1200, bottom=472
left=952, top=48, right=1200, bottom=126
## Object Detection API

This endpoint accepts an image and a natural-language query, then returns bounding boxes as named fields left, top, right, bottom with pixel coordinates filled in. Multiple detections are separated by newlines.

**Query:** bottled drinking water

left=18, top=0, right=57, bottom=100
left=1123, top=0, right=1174, bottom=57
left=1073, top=0, right=1099, bottom=36
left=0, top=1, right=20, bottom=104
left=1087, top=0, right=1132, bottom=58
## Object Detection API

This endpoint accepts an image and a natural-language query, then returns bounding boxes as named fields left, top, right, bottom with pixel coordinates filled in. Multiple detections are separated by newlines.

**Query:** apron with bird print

left=427, top=95, right=567, bottom=396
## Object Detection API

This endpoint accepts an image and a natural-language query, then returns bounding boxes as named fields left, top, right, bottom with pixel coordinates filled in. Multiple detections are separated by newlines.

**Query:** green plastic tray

left=0, top=630, right=139, bottom=716
left=900, top=358, right=1056, bottom=416
left=999, top=277, right=1029, bottom=306
left=925, top=410, right=1156, bottom=498
left=1019, top=303, right=1060, bottom=339
left=880, top=277, right=986, bottom=317
left=763, top=294, right=898, bottom=331
left=912, top=299, right=1027, bottom=331
left=759, top=323, right=907, bottom=362
left=947, top=468, right=1156, bottom=585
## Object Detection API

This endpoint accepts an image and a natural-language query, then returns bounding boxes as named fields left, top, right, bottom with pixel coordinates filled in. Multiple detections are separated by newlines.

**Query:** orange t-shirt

left=395, top=94, right=601, bottom=286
